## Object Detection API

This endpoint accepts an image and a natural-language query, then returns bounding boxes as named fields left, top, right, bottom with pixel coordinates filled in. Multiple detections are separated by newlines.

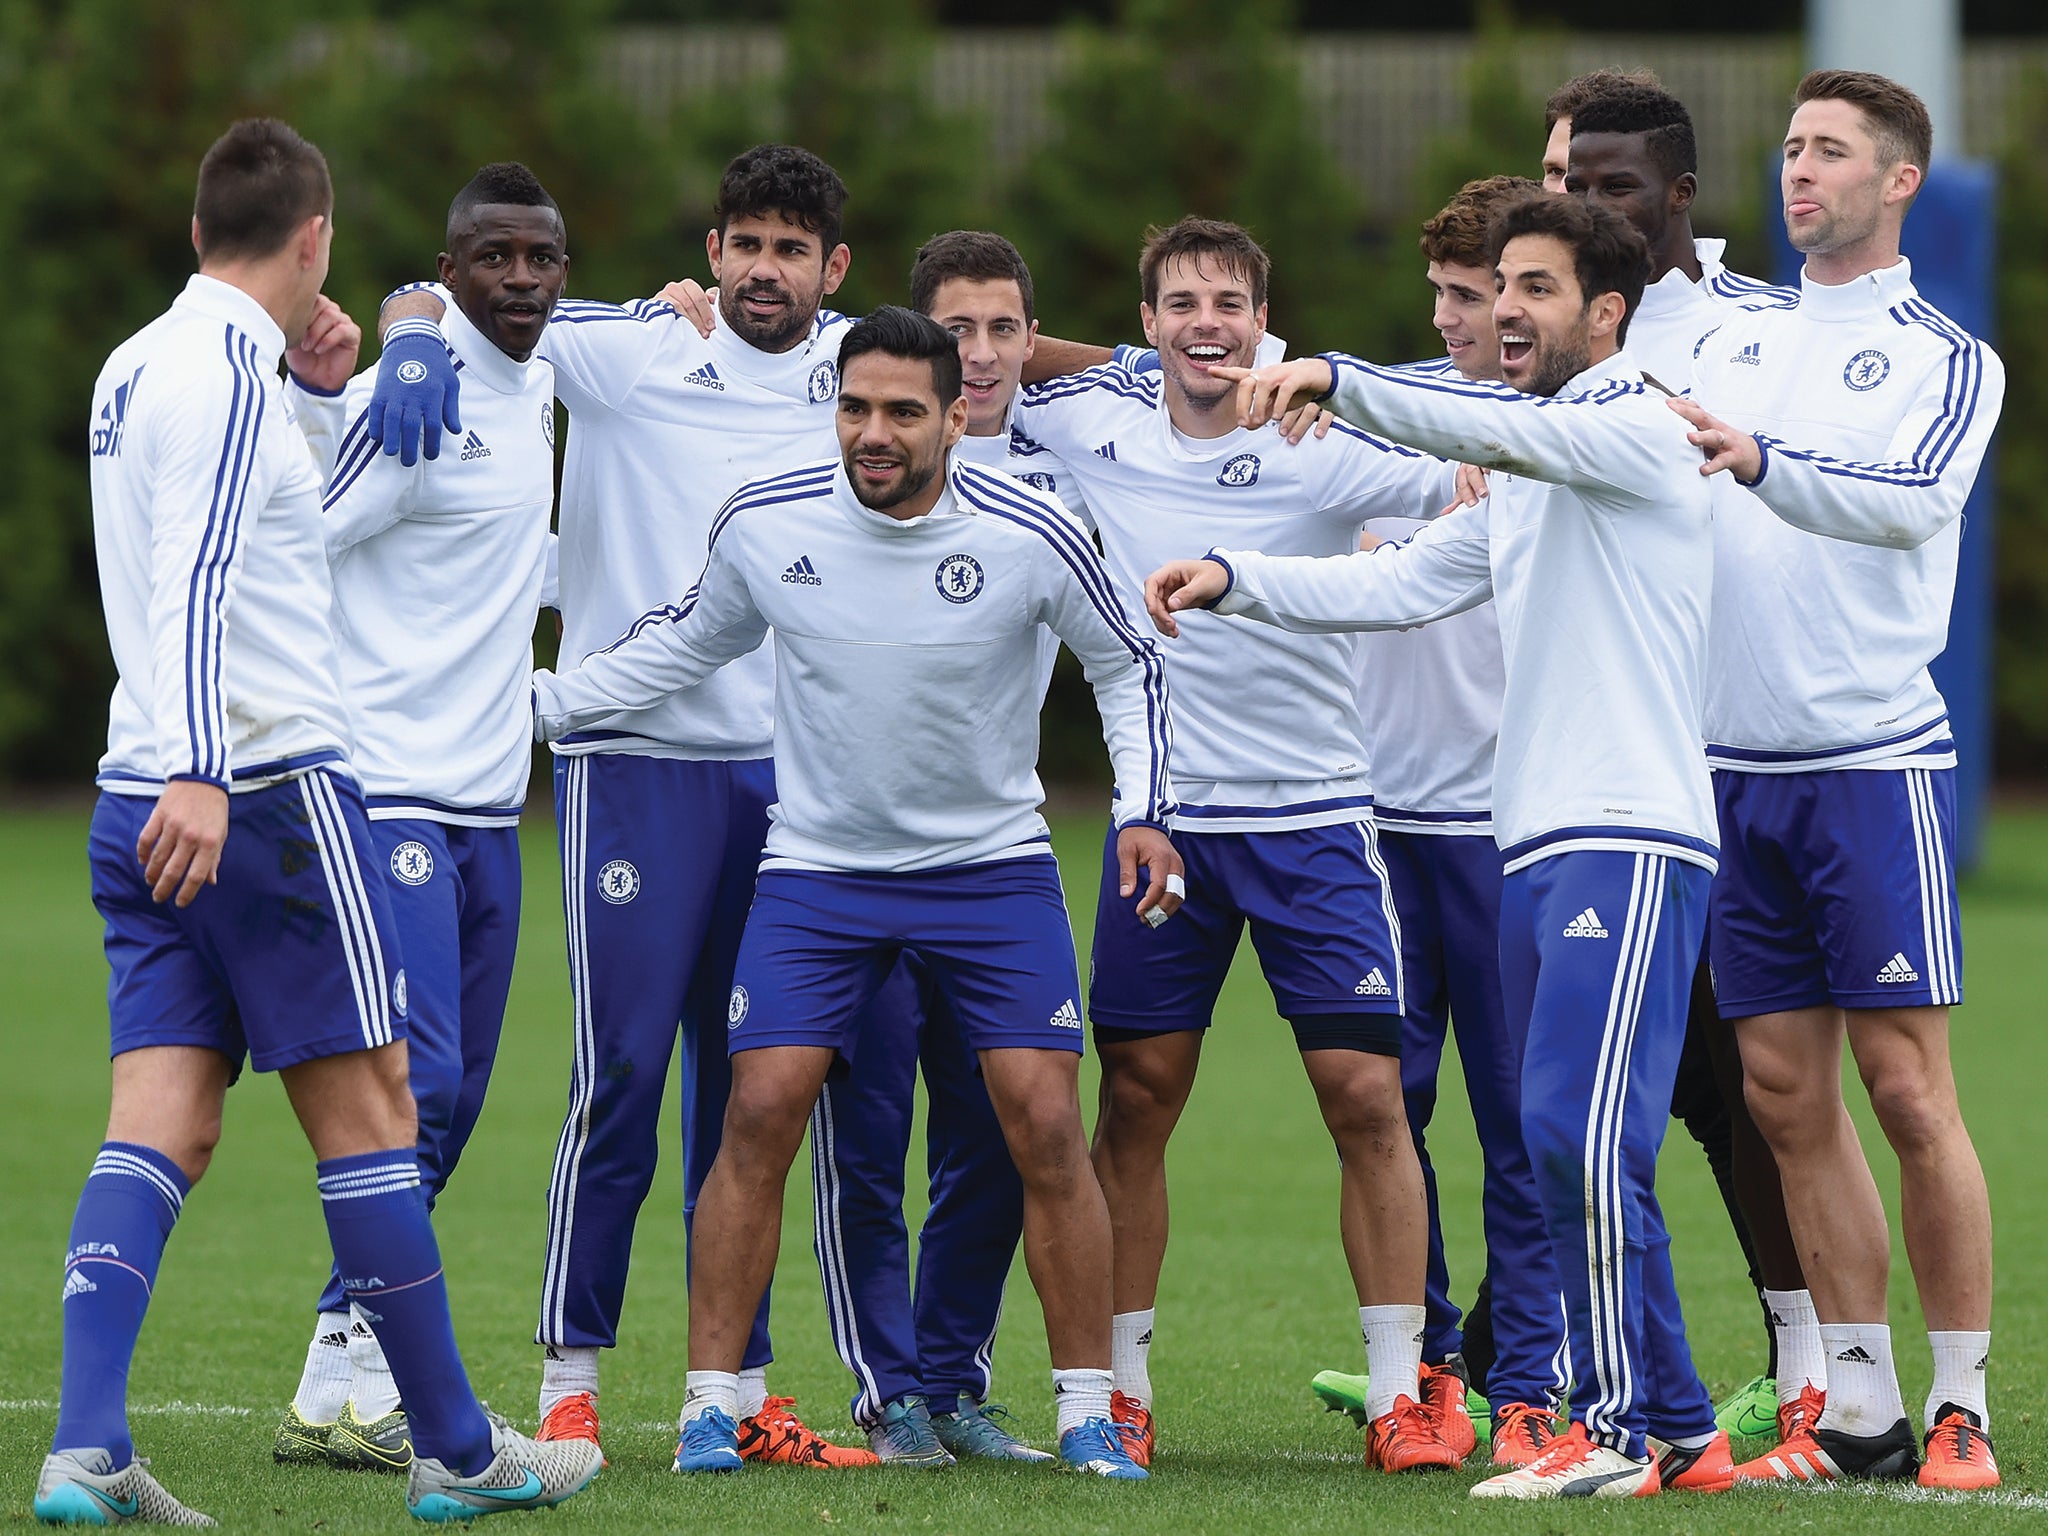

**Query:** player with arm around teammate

left=37, top=119, right=598, bottom=1527
left=270, top=162, right=568, bottom=1474
left=1147, top=194, right=1730, bottom=1499
left=1670, top=70, right=2006, bottom=1492
left=532, top=307, right=1180, bottom=1479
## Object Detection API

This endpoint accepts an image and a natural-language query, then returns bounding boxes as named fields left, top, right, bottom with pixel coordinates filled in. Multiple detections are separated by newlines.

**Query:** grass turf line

left=3, top=806, right=2045, bottom=1532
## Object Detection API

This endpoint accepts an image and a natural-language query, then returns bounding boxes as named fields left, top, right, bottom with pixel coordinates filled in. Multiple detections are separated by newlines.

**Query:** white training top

left=1689, top=258, right=2006, bottom=772
left=307, top=300, right=556, bottom=823
left=1211, top=349, right=1717, bottom=875
left=1626, top=237, right=1793, bottom=395
left=1354, top=362, right=1503, bottom=834
left=533, top=455, right=1174, bottom=874
left=1014, top=357, right=1455, bottom=832
left=91, top=275, right=352, bottom=794
left=540, top=293, right=852, bottom=761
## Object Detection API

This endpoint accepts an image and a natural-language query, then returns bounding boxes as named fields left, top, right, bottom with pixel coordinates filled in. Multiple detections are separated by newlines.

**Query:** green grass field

left=4, top=804, right=2047, bottom=1532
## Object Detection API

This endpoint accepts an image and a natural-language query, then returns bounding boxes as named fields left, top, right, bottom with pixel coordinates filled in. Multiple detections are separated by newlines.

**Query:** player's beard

left=1524, top=318, right=1594, bottom=398
left=720, top=277, right=819, bottom=353
left=844, top=445, right=941, bottom=513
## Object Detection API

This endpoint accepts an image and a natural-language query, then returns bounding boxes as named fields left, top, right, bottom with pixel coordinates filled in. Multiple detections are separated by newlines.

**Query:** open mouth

left=1499, top=332, right=1533, bottom=367
left=1183, top=343, right=1231, bottom=369
left=855, top=454, right=904, bottom=480
left=738, top=287, right=789, bottom=319
left=497, top=300, right=543, bottom=320
left=1786, top=198, right=1823, bottom=219
left=963, top=377, right=1002, bottom=403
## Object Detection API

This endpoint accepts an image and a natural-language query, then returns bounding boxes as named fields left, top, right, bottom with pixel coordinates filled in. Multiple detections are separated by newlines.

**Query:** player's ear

left=1139, top=302, right=1159, bottom=348
left=1590, top=289, right=1627, bottom=342
left=190, top=215, right=204, bottom=260
left=1254, top=302, right=1269, bottom=343
left=1885, top=160, right=1923, bottom=209
left=436, top=251, right=457, bottom=289
left=944, top=392, right=969, bottom=445
left=1021, top=318, right=1039, bottom=364
left=1672, top=172, right=1697, bottom=215
left=822, top=243, right=851, bottom=296
left=705, top=227, right=723, bottom=281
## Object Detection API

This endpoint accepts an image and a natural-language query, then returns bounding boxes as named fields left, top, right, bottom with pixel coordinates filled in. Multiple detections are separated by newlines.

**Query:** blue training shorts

left=92, top=769, right=408, bottom=1074
left=728, top=857, right=1085, bottom=1058
left=1710, top=765, right=1962, bottom=1017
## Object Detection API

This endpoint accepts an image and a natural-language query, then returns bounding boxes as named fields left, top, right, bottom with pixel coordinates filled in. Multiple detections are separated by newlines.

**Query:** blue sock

left=316, top=1152, right=492, bottom=1475
left=51, top=1143, right=189, bottom=1465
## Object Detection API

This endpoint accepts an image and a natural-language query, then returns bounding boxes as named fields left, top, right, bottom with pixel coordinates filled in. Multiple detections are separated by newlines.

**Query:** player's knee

left=1738, top=1053, right=1825, bottom=1144
left=1002, top=1093, right=1088, bottom=1182
left=1862, top=1064, right=1958, bottom=1153
left=721, top=1081, right=811, bottom=1168
left=1096, top=1056, right=1186, bottom=1137
left=1320, top=1072, right=1410, bottom=1153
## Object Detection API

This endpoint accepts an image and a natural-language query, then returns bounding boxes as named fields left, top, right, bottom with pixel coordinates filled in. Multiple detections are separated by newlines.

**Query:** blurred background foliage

left=3, top=0, right=2045, bottom=784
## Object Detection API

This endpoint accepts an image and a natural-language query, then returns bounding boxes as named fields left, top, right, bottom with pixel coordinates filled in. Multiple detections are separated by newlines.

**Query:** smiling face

left=1140, top=253, right=1267, bottom=416
left=439, top=204, right=568, bottom=361
left=1427, top=258, right=1501, bottom=381
left=835, top=351, right=968, bottom=518
left=1492, top=232, right=1623, bottom=397
left=926, top=275, right=1036, bottom=436
left=708, top=210, right=850, bottom=353
left=1780, top=97, right=1918, bottom=259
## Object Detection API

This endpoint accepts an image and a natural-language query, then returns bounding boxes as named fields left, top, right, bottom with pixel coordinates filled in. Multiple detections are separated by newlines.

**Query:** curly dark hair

left=714, top=143, right=847, bottom=252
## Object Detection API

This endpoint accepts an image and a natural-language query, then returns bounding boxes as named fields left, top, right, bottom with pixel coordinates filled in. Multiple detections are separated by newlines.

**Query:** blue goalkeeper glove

left=367, top=317, right=461, bottom=466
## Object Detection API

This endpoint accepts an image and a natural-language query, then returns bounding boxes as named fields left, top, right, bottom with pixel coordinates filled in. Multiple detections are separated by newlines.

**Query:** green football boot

left=1311, top=1368, right=1493, bottom=1447
left=327, top=1400, right=413, bottom=1474
left=1714, top=1374, right=1780, bottom=1439
left=271, top=1404, right=334, bottom=1466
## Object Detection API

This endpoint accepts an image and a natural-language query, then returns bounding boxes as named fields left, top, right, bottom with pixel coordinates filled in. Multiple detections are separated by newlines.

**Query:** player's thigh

left=726, top=869, right=899, bottom=1059
left=1086, top=820, right=1239, bottom=1033
left=1236, top=820, right=1405, bottom=1020
left=372, top=820, right=463, bottom=1110
left=1708, top=770, right=1830, bottom=1019
left=913, top=858, right=1090, bottom=1056
left=1802, top=768, right=1963, bottom=1012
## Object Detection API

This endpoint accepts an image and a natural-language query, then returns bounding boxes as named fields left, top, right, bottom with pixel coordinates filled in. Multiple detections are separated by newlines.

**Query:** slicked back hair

left=714, top=143, right=847, bottom=254
left=194, top=118, right=332, bottom=262
left=1421, top=175, right=1544, bottom=268
left=447, top=161, right=560, bottom=245
left=1793, top=68, right=1934, bottom=175
left=1488, top=193, right=1652, bottom=344
left=1139, top=216, right=1269, bottom=311
left=1543, top=68, right=1663, bottom=131
left=1570, top=82, right=1698, bottom=182
left=838, top=305, right=963, bottom=408
left=910, top=230, right=1035, bottom=323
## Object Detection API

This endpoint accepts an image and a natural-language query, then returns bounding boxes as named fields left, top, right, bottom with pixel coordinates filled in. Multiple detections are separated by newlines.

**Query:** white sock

left=1926, top=1330, right=1990, bottom=1428
left=680, top=1370, right=739, bottom=1427
left=1053, top=1367, right=1113, bottom=1438
left=538, top=1344, right=599, bottom=1416
left=1111, top=1309, right=1155, bottom=1406
left=1766, top=1288, right=1827, bottom=1401
left=737, top=1365, right=769, bottom=1420
left=347, top=1308, right=402, bottom=1420
left=1359, top=1305, right=1426, bottom=1421
left=1817, top=1322, right=1906, bottom=1435
left=290, top=1311, right=353, bottom=1422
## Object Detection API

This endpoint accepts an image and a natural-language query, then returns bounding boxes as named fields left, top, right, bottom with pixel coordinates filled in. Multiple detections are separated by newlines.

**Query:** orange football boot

left=1490, top=1401, right=1559, bottom=1467
left=1110, top=1389, right=1154, bottom=1468
left=1918, top=1407, right=1999, bottom=1490
left=737, top=1396, right=880, bottom=1467
left=1365, top=1394, right=1462, bottom=1473
left=1420, top=1362, right=1477, bottom=1462
left=1655, top=1429, right=1735, bottom=1492
left=536, top=1391, right=605, bottom=1467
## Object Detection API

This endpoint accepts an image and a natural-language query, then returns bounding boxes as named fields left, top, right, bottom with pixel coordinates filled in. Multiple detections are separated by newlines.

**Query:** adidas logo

left=683, top=361, right=725, bottom=391
left=1353, top=967, right=1391, bottom=997
left=1093, top=442, right=1118, bottom=461
left=61, top=1269, right=97, bottom=1300
left=1562, top=908, right=1609, bottom=938
left=459, top=430, right=492, bottom=461
left=1049, top=998, right=1082, bottom=1030
left=1137, top=1329, right=1153, bottom=1347
left=780, top=555, right=822, bottom=586
left=545, top=1346, right=564, bottom=1361
left=1834, top=1345, right=1876, bottom=1365
left=1730, top=340, right=1763, bottom=366
left=1768, top=1311, right=1786, bottom=1327
left=1875, top=952, right=1919, bottom=984
left=317, top=1330, right=349, bottom=1350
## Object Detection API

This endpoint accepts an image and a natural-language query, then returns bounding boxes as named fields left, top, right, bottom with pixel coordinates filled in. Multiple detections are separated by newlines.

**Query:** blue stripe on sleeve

left=181, top=327, right=266, bottom=781
left=321, top=407, right=380, bottom=511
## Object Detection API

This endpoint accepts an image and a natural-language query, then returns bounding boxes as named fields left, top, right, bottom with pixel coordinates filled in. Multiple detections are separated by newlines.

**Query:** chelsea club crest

left=389, top=840, right=434, bottom=886
left=1217, top=452, right=1261, bottom=487
left=935, top=553, right=985, bottom=604
left=808, top=360, right=838, bottom=403
left=541, top=398, right=556, bottom=448
left=1843, top=349, right=1891, bottom=391
left=597, top=859, right=641, bottom=904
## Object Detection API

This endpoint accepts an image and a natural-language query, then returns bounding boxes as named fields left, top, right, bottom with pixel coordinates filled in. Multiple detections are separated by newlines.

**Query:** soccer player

left=1562, top=79, right=1814, bottom=1442
left=1671, top=70, right=2006, bottom=1491
left=370, top=144, right=895, bottom=1466
left=532, top=306, right=1179, bottom=1480
left=1313, top=173, right=1572, bottom=1472
left=1147, top=194, right=1732, bottom=1499
left=269, top=163, right=568, bottom=1473
left=39, top=118, right=599, bottom=1525
left=1008, top=217, right=1466, bottom=1475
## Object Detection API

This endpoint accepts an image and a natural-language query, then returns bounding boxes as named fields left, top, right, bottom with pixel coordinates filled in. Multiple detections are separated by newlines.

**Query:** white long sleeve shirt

left=1014, top=358, right=1456, bottom=832
left=1626, top=237, right=1793, bottom=395
left=91, top=275, right=352, bottom=794
left=538, top=293, right=853, bottom=761
left=533, top=455, right=1173, bottom=873
left=311, top=301, right=556, bottom=822
left=1211, top=350, right=1717, bottom=874
left=1689, top=259, right=2005, bottom=771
